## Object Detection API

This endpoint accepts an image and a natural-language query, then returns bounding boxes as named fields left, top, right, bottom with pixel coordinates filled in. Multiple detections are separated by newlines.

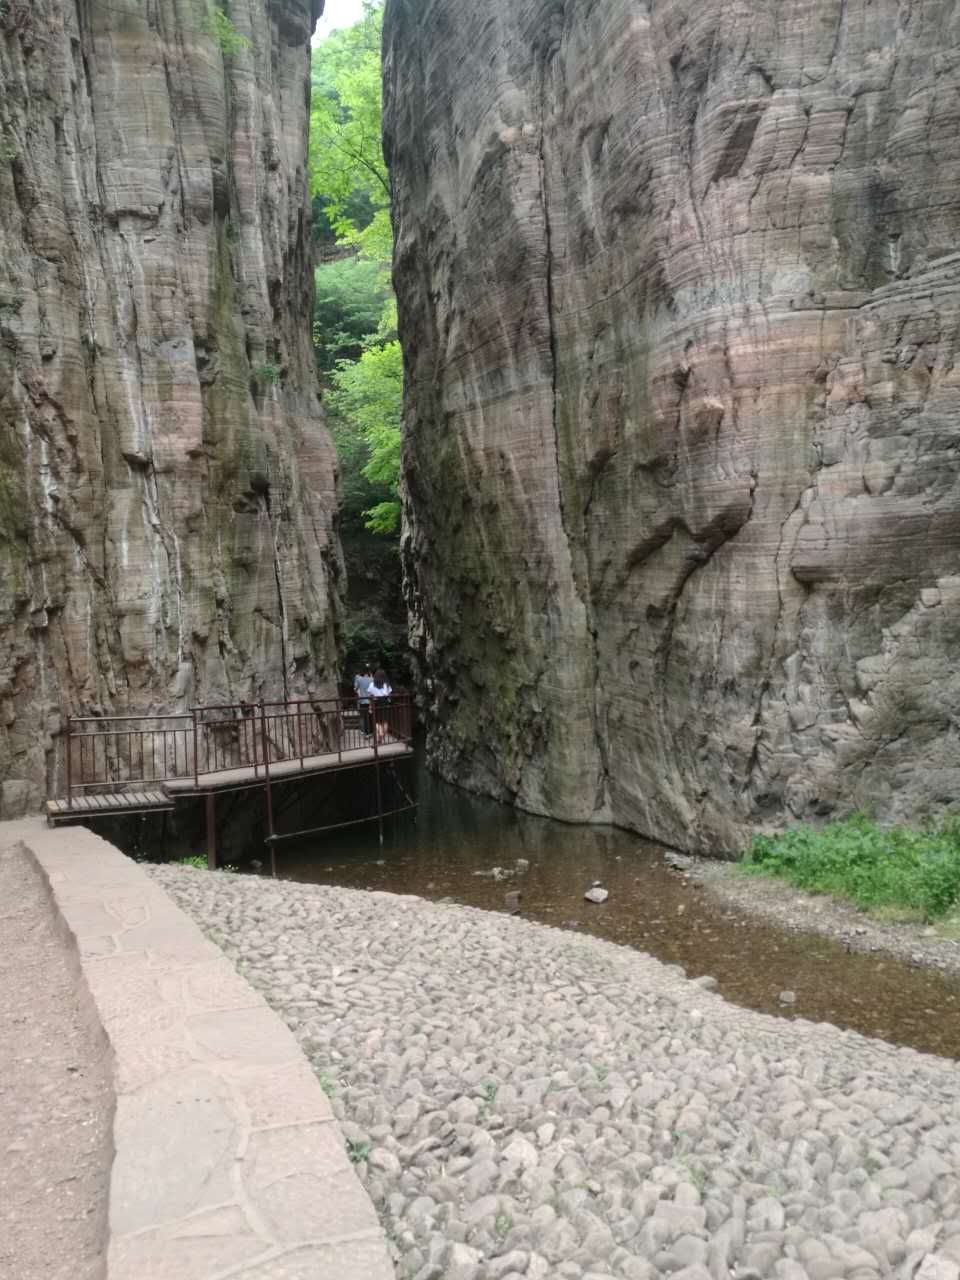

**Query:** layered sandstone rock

left=0, top=0, right=338, bottom=812
left=384, top=0, right=960, bottom=853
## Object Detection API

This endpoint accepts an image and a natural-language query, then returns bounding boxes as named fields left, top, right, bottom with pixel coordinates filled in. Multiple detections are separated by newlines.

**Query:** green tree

left=309, top=3, right=390, bottom=261
left=329, top=339, right=402, bottom=534
left=313, top=256, right=390, bottom=374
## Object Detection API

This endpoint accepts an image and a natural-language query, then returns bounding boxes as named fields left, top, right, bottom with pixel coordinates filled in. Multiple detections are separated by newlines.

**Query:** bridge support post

left=206, top=793, right=217, bottom=870
left=260, top=702, right=276, bottom=876
left=65, top=716, right=72, bottom=811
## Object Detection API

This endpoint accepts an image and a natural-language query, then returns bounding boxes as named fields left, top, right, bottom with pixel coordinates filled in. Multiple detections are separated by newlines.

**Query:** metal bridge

left=46, top=695, right=416, bottom=868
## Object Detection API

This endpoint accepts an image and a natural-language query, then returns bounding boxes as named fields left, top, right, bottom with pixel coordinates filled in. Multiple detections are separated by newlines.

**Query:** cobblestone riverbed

left=151, top=867, right=960, bottom=1280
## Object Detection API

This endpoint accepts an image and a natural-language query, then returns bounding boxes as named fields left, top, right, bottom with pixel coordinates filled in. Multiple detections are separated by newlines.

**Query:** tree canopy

left=310, top=0, right=401, bottom=537
left=309, top=3, right=392, bottom=262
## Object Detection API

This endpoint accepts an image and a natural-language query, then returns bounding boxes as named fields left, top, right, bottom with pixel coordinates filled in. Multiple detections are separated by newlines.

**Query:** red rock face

left=0, top=0, right=340, bottom=813
left=384, top=0, right=960, bottom=853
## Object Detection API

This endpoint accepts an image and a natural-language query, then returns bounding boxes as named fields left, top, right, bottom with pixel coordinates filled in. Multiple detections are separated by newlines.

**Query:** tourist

left=353, top=664, right=374, bottom=735
left=368, top=668, right=392, bottom=743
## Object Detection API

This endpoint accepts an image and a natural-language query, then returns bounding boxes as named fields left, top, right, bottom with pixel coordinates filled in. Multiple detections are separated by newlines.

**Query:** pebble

left=150, top=868, right=960, bottom=1280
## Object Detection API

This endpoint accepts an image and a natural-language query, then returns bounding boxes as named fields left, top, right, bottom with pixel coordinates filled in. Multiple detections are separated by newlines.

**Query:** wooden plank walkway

left=163, top=738, right=413, bottom=794
left=47, top=791, right=174, bottom=822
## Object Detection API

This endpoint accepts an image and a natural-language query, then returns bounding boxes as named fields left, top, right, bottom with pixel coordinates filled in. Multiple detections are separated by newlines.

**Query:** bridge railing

left=61, top=694, right=415, bottom=805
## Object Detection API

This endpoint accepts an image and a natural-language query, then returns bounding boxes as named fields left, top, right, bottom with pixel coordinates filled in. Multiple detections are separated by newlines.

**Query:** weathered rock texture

left=384, top=0, right=960, bottom=854
left=0, top=0, right=338, bottom=812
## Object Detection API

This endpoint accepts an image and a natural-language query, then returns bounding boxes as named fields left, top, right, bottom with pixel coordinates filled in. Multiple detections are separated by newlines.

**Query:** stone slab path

left=152, top=866, right=960, bottom=1280
left=5, top=818, right=393, bottom=1280
left=0, top=829, right=112, bottom=1280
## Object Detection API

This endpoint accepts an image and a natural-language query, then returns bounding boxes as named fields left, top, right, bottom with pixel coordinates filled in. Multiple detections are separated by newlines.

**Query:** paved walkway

left=0, top=832, right=112, bottom=1280
left=3, top=818, right=393, bottom=1280
left=154, top=865, right=960, bottom=1280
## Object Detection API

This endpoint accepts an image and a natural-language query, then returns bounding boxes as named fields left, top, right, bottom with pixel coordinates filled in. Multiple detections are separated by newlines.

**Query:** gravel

left=689, top=862, right=960, bottom=978
left=151, top=867, right=960, bottom=1280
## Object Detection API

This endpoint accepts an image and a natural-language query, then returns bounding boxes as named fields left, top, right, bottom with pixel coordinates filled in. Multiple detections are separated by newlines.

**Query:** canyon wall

left=384, top=0, right=960, bottom=853
left=0, top=0, right=340, bottom=813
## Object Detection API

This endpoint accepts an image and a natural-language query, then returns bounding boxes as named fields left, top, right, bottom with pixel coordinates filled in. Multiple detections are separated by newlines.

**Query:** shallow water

left=273, top=755, right=960, bottom=1059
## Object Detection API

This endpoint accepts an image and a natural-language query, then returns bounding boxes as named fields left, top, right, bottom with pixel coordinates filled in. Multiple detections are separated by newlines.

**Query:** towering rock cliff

left=384, top=0, right=960, bottom=853
left=0, top=0, right=339, bottom=813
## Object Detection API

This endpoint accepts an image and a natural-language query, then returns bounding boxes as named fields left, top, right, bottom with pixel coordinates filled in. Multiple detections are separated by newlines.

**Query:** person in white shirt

left=368, top=668, right=392, bottom=743
left=353, top=664, right=374, bottom=734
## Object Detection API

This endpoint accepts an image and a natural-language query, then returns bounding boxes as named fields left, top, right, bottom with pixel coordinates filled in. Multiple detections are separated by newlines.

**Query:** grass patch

left=742, top=815, right=960, bottom=922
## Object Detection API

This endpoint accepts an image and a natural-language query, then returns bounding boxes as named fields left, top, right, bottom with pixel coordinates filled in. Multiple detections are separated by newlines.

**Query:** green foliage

left=203, top=3, right=251, bottom=56
left=317, top=1070, right=338, bottom=1097
left=742, top=814, right=960, bottom=921
left=346, top=1138, right=371, bottom=1164
left=329, top=339, right=402, bottom=534
left=179, top=854, right=208, bottom=870
left=251, top=362, right=283, bottom=385
left=313, top=256, right=390, bottom=373
left=309, top=3, right=389, bottom=259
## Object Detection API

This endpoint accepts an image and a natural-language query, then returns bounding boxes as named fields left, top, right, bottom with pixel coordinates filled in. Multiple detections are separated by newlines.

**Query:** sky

left=312, top=0, right=369, bottom=43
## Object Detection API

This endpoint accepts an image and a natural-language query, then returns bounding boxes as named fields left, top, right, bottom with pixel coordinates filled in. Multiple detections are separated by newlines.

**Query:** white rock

left=502, top=1135, right=539, bottom=1169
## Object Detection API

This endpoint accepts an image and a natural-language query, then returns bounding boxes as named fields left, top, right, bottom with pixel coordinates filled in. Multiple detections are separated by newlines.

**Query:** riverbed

left=271, top=756, right=960, bottom=1060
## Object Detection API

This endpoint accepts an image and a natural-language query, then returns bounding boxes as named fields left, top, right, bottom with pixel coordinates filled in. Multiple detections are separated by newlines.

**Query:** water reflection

left=275, top=755, right=960, bottom=1059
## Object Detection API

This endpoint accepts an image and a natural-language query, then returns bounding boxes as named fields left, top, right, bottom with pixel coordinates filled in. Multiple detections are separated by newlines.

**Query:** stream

left=272, top=753, right=960, bottom=1061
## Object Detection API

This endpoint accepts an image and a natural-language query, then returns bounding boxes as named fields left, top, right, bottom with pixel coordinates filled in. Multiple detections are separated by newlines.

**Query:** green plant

left=317, top=1070, right=338, bottom=1097
left=0, top=139, right=18, bottom=164
left=252, top=362, right=283, bottom=385
left=347, top=1138, right=370, bottom=1164
left=480, top=1080, right=499, bottom=1104
left=179, top=854, right=208, bottom=869
left=495, top=1213, right=513, bottom=1239
left=594, top=1064, right=609, bottom=1083
left=203, top=4, right=251, bottom=55
left=679, top=1157, right=707, bottom=1193
left=743, top=814, right=960, bottom=921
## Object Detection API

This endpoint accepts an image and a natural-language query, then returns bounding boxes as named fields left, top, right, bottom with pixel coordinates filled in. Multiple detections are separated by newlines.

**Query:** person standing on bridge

left=369, top=668, right=392, bottom=744
left=353, top=663, right=374, bottom=736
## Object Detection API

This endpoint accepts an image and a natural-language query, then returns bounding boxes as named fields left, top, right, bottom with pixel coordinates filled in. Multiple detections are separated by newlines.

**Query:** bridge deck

left=47, top=696, right=417, bottom=853
left=47, top=791, right=174, bottom=822
left=163, top=738, right=414, bottom=794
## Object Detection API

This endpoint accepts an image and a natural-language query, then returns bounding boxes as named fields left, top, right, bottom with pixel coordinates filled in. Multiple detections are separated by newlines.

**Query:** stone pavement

left=155, top=865, right=960, bottom=1280
left=4, top=818, right=394, bottom=1280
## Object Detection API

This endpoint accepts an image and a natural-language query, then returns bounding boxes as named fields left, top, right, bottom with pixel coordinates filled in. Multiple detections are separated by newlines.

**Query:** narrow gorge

left=384, top=0, right=960, bottom=854
left=0, top=0, right=340, bottom=815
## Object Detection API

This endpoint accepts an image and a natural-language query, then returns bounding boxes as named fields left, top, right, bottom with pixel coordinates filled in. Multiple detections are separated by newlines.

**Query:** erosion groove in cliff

left=0, top=0, right=341, bottom=813
left=385, top=0, right=960, bottom=854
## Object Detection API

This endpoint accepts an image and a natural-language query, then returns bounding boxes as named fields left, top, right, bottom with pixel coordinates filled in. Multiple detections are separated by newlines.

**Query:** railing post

left=65, top=716, right=72, bottom=810
left=192, top=708, right=200, bottom=788
left=260, top=702, right=275, bottom=867
left=373, top=717, right=384, bottom=848
left=297, top=701, right=304, bottom=768
left=206, top=792, right=217, bottom=870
